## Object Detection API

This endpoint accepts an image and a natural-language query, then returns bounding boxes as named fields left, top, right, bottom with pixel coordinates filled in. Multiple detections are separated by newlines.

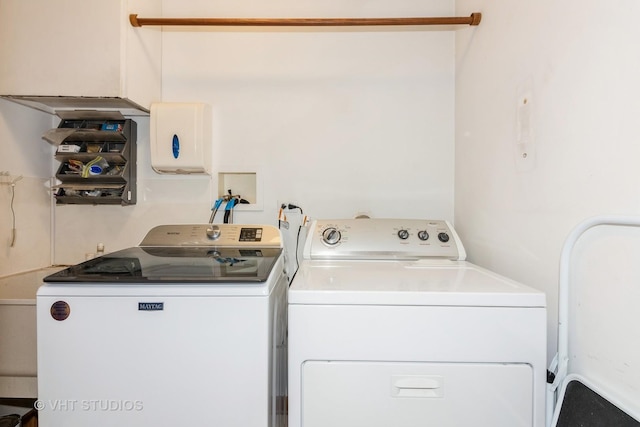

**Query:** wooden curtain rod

left=129, top=13, right=481, bottom=28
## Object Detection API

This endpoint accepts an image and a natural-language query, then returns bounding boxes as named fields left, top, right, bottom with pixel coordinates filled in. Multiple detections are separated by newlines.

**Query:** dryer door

left=302, top=361, right=533, bottom=427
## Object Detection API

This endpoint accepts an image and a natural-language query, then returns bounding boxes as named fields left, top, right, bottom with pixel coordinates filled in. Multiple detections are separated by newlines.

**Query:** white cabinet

left=0, top=0, right=161, bottom=115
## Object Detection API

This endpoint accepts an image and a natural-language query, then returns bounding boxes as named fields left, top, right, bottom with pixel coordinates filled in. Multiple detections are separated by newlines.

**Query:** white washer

left=288, top=219, right=547, bottom=427
left=37, top=224, right=287, bottom=427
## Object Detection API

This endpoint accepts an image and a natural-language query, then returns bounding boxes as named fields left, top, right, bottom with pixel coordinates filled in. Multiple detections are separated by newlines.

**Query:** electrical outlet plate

left=515, top=79, right=535, bottom=172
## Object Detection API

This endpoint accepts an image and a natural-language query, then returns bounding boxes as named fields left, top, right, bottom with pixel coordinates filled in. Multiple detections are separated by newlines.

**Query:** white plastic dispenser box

left=150, top=102, right=212, bottom=174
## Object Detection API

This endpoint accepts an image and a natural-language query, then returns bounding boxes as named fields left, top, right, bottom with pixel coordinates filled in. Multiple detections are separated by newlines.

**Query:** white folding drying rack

left=547, top=215, right=640, bottom=427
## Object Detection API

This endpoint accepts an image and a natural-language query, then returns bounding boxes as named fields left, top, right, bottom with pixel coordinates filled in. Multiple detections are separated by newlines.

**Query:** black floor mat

left=556, top=379, right=640, bottom=426
left=0, top=414, right=20, bottom=427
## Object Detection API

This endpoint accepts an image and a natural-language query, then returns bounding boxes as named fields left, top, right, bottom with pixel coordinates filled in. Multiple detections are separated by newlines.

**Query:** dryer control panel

left=304, top=219, right=466, bottom=261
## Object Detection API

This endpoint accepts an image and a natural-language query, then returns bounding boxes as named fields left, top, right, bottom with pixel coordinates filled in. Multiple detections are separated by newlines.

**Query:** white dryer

left=288, top=218, right=547, bottom=427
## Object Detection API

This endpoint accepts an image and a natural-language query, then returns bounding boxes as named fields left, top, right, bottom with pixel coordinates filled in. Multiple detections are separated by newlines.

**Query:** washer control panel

left=140, top=224, right=282, bottom=248
left=304, top=218, right=466, bottom=260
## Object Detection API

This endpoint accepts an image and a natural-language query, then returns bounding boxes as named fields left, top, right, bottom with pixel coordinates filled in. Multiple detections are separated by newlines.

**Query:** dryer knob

left=397, top=229, right=410, bottom=240
left=438, top=232, right=450, bottom=243
left=417, top=230, right=430, bottom=241
left=322, top=228, right=342, bottom=246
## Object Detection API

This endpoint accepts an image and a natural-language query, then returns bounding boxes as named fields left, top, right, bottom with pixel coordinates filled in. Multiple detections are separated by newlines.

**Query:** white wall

left=5, top=0, right=640, bottom=412
left=455, top=0, right=640, bottom=412
left=159, top=0, right=456, bottom=224
left=0, top=99, right=55, bottom=276
left=52, top=0, right=457, bottom=265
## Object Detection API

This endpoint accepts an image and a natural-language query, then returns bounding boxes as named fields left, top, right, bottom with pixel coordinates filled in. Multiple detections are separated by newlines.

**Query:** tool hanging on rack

left=1, top=172, right=23, bottom=248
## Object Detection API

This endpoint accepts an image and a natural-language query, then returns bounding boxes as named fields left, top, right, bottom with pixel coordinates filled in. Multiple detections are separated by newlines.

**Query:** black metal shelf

left=52, top=118, right=137, bottom=205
